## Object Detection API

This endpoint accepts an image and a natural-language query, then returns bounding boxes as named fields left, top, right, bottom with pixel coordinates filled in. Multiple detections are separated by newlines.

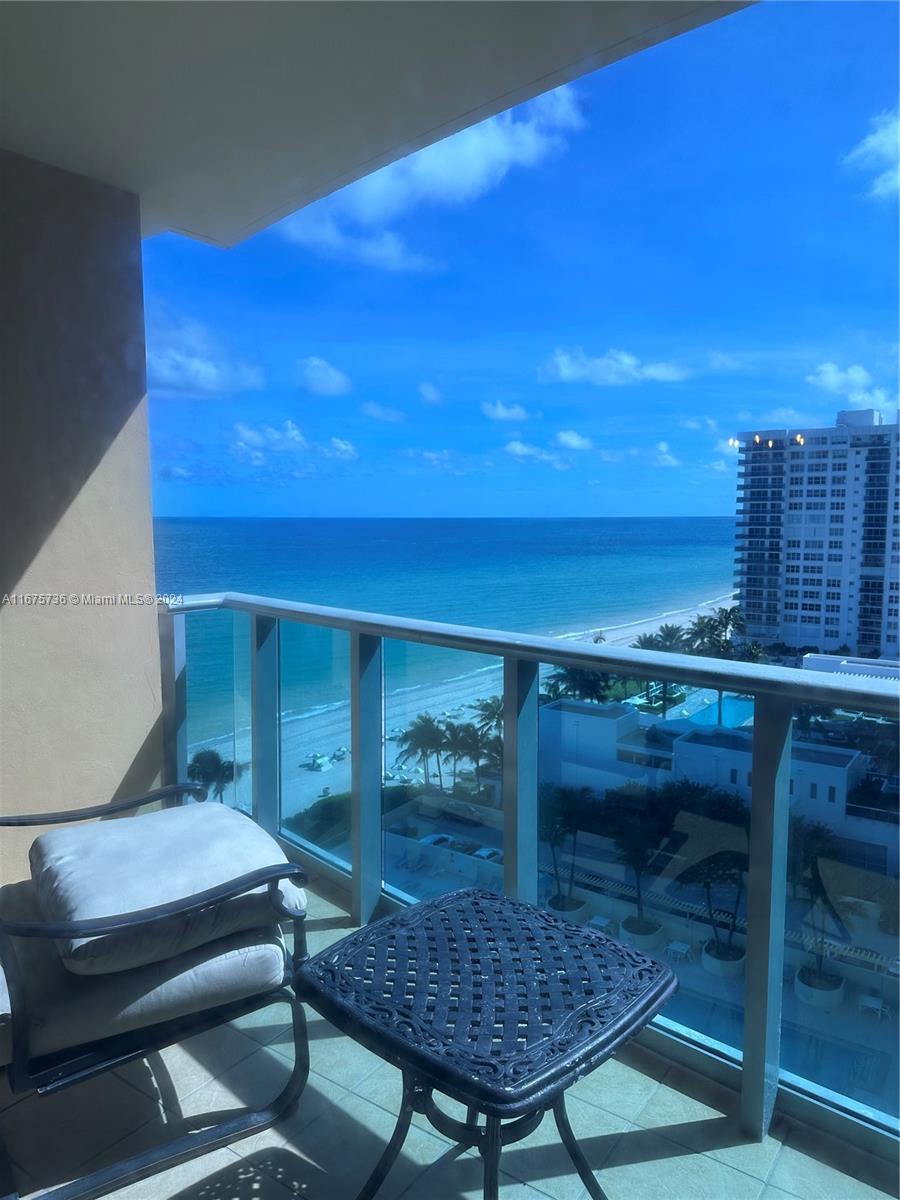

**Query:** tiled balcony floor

left=1, top=881, right=897, bottom=1200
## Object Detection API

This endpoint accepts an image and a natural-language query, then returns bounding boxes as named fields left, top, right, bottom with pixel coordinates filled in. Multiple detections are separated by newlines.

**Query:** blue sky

left=146, top=1, right=899, bottom=519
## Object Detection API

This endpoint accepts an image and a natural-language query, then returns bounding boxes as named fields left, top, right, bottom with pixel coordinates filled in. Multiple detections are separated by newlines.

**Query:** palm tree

left=473, top=695, right=503, bottom=737
left=397, top=713, right=445, bottom=790
left=441, top=720, right=469, bottom=792
left=592, top=630, right=606, bottom=645
left=602, top=789, right=678, bottom=931
left=187, top=748, right=235, bottom=801
left=632, top=624, right=686, bottom=717
left=547, top=666, right=613, bottom=703
left=460, top=722, right=492, bottom=794
left=539, top=786, right=593, bottom=910
left=676, top=849, right=748, bottom=960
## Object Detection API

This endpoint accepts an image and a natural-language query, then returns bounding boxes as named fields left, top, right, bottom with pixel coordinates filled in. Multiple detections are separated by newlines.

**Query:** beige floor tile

left=114, top=1023, right=261, bottom=1105
left=634, top=1063, right=789, bottom=1180
left=352, top=1060, right=460, bottom=1142
left=230, top=1090, right=449, bottom=1199
left=103, top=1144, right=298, bottom=1200
left=600, top=1126, right=766, bottom=1200
left=497, top=1094, right=628, bottom=1200
left=767, top=1127, right=898, bottom=1200
left=232, top=996, right=297, bottom=1047
left=271, top=1009, right=382, bottom=1091
left=0, top=1071, right=161, bottom=1188
left=398, top=1153, right=555, bottom=1200
left=568, top=1054, right=666, bottom=1123
left=163, top=1041, right=306, bottom=1122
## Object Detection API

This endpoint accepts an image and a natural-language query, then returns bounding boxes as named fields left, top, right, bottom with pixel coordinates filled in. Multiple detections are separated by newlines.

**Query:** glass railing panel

left=780, top=702, right=899, bottom=1127
left=382, top=639, right=504, bottom=901
left=232, top=611, right=252, bottom=815
left=278, top=622, right=351, bottom=868
left=537, top=662, right=756, bottom=1057
left=184, top=609, right=241, bottom=808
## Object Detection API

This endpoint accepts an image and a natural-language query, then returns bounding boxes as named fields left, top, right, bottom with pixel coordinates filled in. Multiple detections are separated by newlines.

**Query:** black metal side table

left=296, top=888, right=677, bottom=1200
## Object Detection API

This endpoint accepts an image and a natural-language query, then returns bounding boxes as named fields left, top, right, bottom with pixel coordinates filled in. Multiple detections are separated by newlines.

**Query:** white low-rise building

left=539, top=698, right=896, bottom=874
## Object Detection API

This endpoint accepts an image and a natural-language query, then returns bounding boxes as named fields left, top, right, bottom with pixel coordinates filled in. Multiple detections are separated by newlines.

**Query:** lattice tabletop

left=297, top=888, right=677, bottom=1116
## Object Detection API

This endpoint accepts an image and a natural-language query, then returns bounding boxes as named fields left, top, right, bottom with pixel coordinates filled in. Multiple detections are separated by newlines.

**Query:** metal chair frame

left=0, top=785, right=309, bottom=1200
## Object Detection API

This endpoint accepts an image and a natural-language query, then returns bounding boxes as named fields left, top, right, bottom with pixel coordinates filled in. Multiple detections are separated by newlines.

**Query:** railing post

left=742, top=694, right=792, bottom=1140
left=251, top=614, right=281, bottom=836
left=351, top=632, right=383, bottom=925
left=158, top=606, right=187, bottom=787
left=502, top=657, right=539, bottom=903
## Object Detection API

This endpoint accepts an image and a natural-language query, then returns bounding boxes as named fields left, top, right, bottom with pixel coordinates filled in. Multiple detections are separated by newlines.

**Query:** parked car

left=419, top=832, right=453, bottom=847
left=473, top=847, right=503, bottom=863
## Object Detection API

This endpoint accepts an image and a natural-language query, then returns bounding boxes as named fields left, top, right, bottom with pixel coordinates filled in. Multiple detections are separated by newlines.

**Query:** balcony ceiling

left=1, top=1, right=746, bottom=246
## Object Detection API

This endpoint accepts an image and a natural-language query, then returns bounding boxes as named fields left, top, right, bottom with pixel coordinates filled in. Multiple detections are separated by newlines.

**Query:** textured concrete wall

left=0, top=150, right=161, bottom=882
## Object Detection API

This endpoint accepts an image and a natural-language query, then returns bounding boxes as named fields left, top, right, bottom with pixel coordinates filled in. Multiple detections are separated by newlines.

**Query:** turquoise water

left=691, top=696, right=755, bottom=727
left=154, top=517, right=736, bottom=740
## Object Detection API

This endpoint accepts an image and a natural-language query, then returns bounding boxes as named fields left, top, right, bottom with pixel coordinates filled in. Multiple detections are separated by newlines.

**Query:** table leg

left=553, top=1095, right=609, bottom=1200
left=355, top=1075, right=415, bottom=1200
left=482, top=1116, right=502, bottom=1200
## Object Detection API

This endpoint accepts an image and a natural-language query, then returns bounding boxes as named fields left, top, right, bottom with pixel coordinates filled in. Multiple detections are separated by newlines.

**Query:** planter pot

left=619, top=916, right=664, bottom=951
left=548, top=896, right=590, bottom=924
left=701, top=941, right=746, bottom=979
left=794, top=968, right=845, bottom=1011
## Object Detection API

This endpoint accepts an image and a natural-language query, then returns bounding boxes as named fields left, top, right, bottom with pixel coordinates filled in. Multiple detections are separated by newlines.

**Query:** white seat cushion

left=0, top=880, right=289, bottom=1063
left=29, top=803, right=306, bottom=976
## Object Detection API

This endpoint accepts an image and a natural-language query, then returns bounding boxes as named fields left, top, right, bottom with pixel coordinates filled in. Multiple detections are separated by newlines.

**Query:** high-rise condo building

left=734, top=409, right=899, bottom=657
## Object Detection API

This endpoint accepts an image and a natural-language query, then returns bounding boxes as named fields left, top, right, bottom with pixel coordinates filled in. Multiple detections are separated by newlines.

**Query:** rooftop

left=2, top=879, right=894, bottom=1200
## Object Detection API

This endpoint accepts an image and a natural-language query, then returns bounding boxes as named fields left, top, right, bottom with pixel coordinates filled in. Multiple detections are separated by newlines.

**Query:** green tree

left=187, top=748, right=236, bottom=801
left=676, top=849, right=748, bottom=959
left=441, top=720, right=469, bottom=792
left=460, top=722, right=492, bottom=794
left=631, top=624, right=686, bottom=717
left=473, top=695, right=503, bottom=737
left=539, top=785, right=593, bottom=910
left=397, top=714, right=445, bottom=790
left=601, top=790, right=678, bottom=927
left=547, top=666, right=614, bottom=703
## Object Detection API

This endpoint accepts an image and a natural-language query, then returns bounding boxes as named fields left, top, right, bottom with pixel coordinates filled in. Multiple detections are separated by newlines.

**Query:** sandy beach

left=197, top=589, right=736, bottom=818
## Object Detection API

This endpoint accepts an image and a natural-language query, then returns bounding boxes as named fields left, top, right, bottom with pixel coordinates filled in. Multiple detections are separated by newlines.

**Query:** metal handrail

left=167, top=591, right=899, bottom=715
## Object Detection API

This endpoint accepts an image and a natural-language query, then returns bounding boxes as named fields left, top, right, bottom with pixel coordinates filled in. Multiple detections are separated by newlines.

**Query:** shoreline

left=193, top=585, right=736, bottom=816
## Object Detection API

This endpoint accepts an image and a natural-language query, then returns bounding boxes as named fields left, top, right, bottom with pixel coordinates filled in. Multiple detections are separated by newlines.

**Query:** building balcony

left=75, top=588, right=893, bottom=1199
left=1, top=876, right=896, bottom=1200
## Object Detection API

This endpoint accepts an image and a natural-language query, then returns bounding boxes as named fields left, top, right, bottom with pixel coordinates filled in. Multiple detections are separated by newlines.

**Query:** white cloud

left=555, top=429, right=593, bottom=450
left=806, top=362, right=872, bottom=394
left=419, top=382, right=443, bottom=406
left=542, top=347, right=690, bottom=387
left=482, top=399, right=532, bottom=421
left=505, top=440, right=565, bottom=469
left=655, top=441, right=681, bottom=468
left=148, top=321, right=264, bottom=396
left=325, top=437, right=358, bottom=461
left=282, top=210, right=435, bottom=273
left=681, top=416, right=719, bottom=433
left=421, top=449, right=453, bottom=467
left=709, top=459, right=730, bottom=473
left=806, top=361, right=894, bottom=417
left=298, top=356, right=352, bottom=396
left=277, top=85, right=584, bottom=270
left=844, top=109, right=899, bottom=199
left=763, top=406, right=816, bottom=426
left=708, top=351, right=743, bottom=371
left=230, top=420, right=308, bottom=466
left=716, top=437, right=740, bottom=457
left=361, top=401, right=405, bottom=423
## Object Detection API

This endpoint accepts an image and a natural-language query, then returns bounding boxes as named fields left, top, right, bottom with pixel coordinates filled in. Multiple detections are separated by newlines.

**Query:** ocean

left=154, top=517, right=736, bottom=743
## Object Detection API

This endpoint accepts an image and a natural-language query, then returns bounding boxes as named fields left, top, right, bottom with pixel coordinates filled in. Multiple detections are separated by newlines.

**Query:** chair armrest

left=0, top=783, right=207, bottom=828
left=0, top=863, right=306, bottom=938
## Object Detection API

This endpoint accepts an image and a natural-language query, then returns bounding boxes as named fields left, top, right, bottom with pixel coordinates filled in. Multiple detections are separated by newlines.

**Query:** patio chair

left=0, top=785, right=309, bottom=1200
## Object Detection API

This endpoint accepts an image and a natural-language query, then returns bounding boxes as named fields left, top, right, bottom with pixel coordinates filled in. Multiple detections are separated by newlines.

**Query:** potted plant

left=187, top=747, right=237, bottom=801
left=790, top=821, right=856, bottom=1011
left=539, top=786, right=592, bottom=920
left=677, top=850, right=748, bottom=977
left=600, top=791, right=677, bottom=950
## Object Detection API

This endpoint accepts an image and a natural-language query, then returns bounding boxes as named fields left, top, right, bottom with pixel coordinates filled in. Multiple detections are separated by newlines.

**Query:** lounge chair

left=0, top=785, right=309, bottom=1200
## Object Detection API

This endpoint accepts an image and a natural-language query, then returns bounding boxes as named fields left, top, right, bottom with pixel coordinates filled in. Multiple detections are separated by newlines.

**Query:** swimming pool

left=691, top=695, right=755, bottom=727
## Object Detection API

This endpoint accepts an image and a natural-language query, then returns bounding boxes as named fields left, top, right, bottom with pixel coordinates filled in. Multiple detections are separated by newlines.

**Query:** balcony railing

left=159, top=592, right=900, bottom=1159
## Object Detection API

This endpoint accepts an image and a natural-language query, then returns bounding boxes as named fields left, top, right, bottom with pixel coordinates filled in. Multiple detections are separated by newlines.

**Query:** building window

left=730, top=768, right=737, bottom=785
left=810, top=782, right=818, bottom=799
left=828, top=786, right=836, bottom=803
